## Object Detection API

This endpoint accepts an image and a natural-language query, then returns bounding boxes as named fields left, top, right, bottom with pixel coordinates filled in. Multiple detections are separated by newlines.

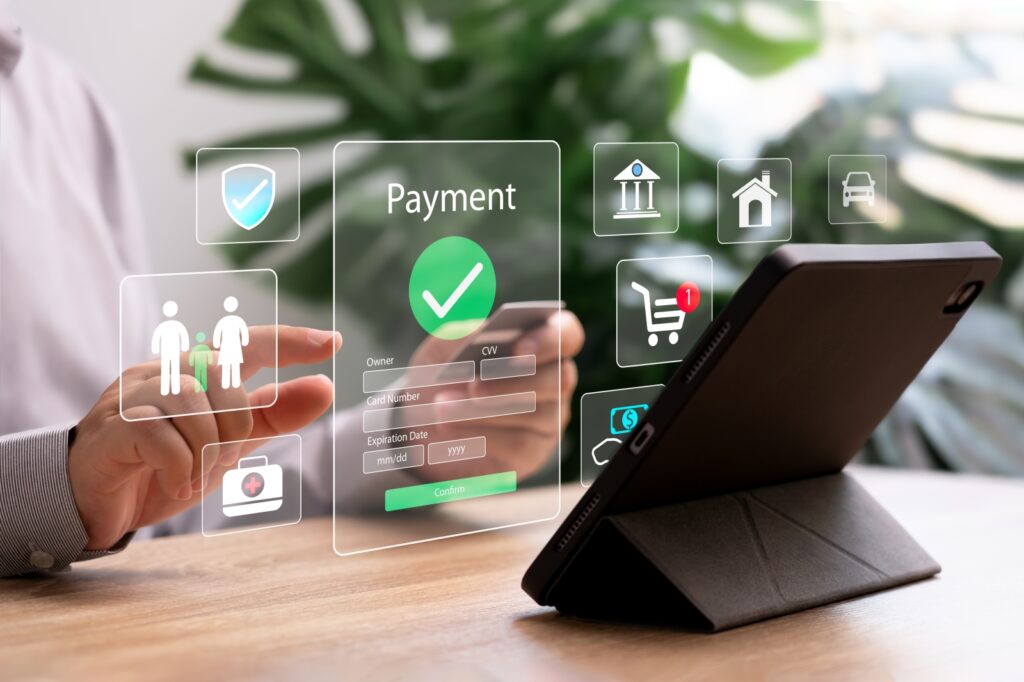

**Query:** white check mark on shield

left=232, top=179, right=269, bottom=211
left=222, top=163, right=276, bottom=231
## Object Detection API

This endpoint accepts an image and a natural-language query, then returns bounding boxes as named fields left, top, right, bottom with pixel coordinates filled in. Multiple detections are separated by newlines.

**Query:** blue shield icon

left=222, top=163, right=276, bottom=230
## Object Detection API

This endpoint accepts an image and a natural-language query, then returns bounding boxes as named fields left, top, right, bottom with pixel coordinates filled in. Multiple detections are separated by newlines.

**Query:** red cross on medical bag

left=222, top=455, right=284, bottom=518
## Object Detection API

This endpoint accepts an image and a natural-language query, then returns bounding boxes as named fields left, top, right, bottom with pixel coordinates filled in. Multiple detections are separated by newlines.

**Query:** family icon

left=151, top=297, right=250, bottom=396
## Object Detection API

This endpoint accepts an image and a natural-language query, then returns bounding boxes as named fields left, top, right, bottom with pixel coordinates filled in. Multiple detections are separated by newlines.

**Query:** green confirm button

left=384, top=471, right=517, bottom=512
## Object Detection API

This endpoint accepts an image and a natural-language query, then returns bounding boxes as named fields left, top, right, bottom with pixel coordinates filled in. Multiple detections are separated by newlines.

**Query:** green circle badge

left=409, top=236, right=496, bottom=340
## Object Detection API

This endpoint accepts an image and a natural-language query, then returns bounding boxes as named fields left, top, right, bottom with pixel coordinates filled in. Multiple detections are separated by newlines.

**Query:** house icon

left=731, top=170, right=777, bottom=228
left=613, top=159, right=661, bottom=220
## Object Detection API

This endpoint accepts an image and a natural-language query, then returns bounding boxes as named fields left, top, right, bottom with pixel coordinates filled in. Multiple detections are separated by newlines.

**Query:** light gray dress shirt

left=0, top=15, right=407, bottom=577
left=0, top=18, right=153, bottom=576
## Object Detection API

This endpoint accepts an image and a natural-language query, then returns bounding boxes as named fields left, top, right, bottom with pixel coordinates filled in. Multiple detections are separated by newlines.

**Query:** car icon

left=841, top=171, right=876, bottom=208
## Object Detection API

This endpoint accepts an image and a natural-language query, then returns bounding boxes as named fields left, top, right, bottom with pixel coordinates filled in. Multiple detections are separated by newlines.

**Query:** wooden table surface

left=3, top=466, right=1023, bottom=681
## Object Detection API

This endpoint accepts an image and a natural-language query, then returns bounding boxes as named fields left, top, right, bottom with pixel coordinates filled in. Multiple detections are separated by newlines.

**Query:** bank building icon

left=613, top=159, right=661, bottom=220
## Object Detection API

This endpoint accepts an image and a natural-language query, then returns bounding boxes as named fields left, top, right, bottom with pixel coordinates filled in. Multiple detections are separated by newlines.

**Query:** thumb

left=242, top=375, right=334, bottom=451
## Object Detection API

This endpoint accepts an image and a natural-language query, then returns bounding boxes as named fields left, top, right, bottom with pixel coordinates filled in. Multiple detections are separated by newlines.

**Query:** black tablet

left=523, top=242, right=1002, bottom=606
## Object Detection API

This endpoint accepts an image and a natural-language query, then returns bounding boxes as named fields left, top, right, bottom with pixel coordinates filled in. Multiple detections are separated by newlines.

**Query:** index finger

left=240, top=325, right=342, bottom=381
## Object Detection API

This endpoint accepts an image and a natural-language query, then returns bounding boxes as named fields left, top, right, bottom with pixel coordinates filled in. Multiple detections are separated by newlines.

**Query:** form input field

left=362, top=392, right=536, bottom=433
left=480, top=354, right=536, bottom=381
left=428, top=436, right=486, bottom=465
left=362, top=445, right=425, bottom=475
left=363, top=361, right=475, bottom=394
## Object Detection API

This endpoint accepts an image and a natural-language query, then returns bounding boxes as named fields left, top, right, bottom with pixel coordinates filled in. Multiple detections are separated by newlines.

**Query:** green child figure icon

left=189, top=332, right=214, bottom=392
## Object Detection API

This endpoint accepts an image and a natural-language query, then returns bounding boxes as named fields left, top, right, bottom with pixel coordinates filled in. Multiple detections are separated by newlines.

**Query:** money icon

left=609, top=404, right=649, bottom=435
left=622, top=409, right=638, bottom=430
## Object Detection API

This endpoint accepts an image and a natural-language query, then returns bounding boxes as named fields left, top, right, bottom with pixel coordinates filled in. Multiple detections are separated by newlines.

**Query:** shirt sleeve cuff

left=0, top=424, right=132, bottom=577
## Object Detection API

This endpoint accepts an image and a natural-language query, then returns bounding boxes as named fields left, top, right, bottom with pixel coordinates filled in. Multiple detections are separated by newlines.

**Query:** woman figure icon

left=213, top=296, right=250, bottom=390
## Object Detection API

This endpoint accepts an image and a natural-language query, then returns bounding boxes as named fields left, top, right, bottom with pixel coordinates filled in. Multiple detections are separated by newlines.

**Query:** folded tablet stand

left=551, top=472, right=940, bottom=631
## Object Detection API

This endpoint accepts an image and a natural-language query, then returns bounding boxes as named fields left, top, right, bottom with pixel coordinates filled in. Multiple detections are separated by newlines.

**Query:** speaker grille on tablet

left=684, top=322, right=731, bottom=384
left=556, top=494, right=601, bottom=552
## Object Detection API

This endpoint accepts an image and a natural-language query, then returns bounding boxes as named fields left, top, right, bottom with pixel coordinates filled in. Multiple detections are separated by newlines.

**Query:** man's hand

left=408, top=311, right=583, bottom=482
left=69, top=325, right=341, bottom=550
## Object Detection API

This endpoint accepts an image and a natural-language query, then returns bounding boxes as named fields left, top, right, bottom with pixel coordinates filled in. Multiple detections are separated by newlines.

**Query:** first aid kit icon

left=222, top=455, right=284, bottom=517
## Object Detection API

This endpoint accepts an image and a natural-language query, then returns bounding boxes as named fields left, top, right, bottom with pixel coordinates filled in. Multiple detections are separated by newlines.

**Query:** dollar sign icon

left=622, top=408, right=638, bottom=430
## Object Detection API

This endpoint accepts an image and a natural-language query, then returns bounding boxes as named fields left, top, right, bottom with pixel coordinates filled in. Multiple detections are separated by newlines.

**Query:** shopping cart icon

left=631, top=281, right=684, bottom=347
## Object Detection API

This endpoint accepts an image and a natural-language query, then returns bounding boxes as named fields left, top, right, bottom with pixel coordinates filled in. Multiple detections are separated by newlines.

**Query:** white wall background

left=15, top=1, right=246, bottom=274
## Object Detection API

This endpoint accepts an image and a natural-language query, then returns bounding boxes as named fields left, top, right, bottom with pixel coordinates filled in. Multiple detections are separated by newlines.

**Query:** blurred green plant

left=189, top=0, right=1024, bottom=477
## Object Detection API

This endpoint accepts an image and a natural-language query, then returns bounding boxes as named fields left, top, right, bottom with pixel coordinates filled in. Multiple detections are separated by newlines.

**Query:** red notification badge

left=676, top=281, right=701, bottom=314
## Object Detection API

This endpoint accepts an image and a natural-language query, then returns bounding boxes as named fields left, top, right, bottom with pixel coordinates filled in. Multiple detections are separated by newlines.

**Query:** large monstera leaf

left=185, top=1, right=1024, bottom=478
left=187, top=0, right=819, bottom=322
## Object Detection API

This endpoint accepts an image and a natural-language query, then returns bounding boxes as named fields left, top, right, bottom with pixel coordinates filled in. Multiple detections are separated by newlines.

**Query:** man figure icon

left=151, top=300, right=190, bottom=396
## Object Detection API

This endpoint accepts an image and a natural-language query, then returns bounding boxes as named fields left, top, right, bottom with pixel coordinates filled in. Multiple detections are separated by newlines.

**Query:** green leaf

left=178, top=0, right=1024, bottom=480
left=189, top=57, right=342, bottom=97
left=221, top=0, right=341, bottom=55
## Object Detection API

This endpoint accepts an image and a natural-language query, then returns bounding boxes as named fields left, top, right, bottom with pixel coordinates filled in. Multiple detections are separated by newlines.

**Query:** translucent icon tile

left=616, top=255, right=713, bottom=368
left=828, top=154, right=888, bottom=225
left=594, top=142, right=680, bottom=237
left=119, top=269, right=278, bottom=420
left=333, top=140, right=561, bottom=556
left=201, top=434, right=302, bottom=536
left=717, top=158, right=792, bottom=245
left=580, top=385, right=664, bottom=487
left=196, top=147, right=300, bottom=245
